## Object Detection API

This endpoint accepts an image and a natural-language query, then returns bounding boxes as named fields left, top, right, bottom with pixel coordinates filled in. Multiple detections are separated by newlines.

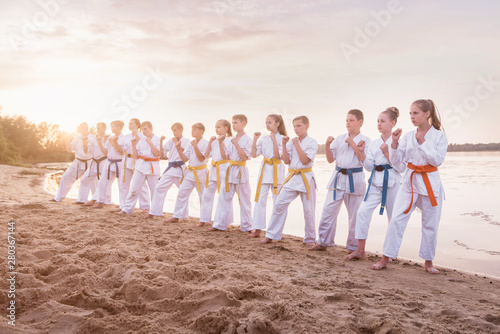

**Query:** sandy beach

left=0, top=164, right=499, bottom=334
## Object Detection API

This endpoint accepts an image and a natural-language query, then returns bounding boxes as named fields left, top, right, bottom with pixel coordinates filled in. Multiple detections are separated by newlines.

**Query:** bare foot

left=248, top=230, right=261, bottom=238
left=90, top=203, right=103, bottom=209
left=115, top=210, right=127, bottom=215
left=308, top=244, right=326, bottom=251
left=196, top=221, right=207, bottom=227
left=208, top=227, right=223, bottom=231
left=49, top=199, right=57, bottom=202
left=72, top=201, right=85, bottom=205
left=371, top=256, right=389, bottom=270
left=82, top=200, right=96, bottom=206
left=425, top=260, right=440, bottom=274
left=144, top=214, right=155, bottom=220
left=305, top=242, right=316, bottom=248
left=259, top=237, right=272, bottom=244
left=346, top=250, right=365, bottom=261
left=114, top=208, right=123, bottom=212
left=165, top=217, right=179, bottom=223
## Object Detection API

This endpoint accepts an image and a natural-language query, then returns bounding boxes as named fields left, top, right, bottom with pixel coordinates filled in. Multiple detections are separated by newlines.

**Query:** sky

left=1, top=0, right=499, bottom=144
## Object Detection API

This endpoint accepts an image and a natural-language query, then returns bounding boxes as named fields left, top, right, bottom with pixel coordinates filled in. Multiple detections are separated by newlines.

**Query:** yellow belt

left=254, top=158, right=282, bottom=202
left=225, top=160, right=247, bottom=192
left=122, top=153, right=135, bottom=183
left=205, top=159, right=230, bottom=193
left=281, top=167, right=313, bottom=200
left=180, top=164, right=207, bottom=193
left=225, top=160, right=247, bottom=205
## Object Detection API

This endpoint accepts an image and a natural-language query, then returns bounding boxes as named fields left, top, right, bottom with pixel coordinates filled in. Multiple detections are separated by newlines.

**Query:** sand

left=0, top=164, right=499, bottom=334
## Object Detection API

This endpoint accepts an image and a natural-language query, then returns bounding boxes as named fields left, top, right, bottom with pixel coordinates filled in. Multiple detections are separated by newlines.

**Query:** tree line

left=0, top=114, right=73, bottom=165
left=1, top=113, right=499, bottom=166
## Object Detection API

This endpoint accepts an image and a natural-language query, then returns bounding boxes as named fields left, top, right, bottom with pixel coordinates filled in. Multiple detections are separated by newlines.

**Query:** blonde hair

left=217, top=119, right=232, bottom=137
left=293, top=116, right=309, bottom=125
left=232, top=114, right=248, bottom=124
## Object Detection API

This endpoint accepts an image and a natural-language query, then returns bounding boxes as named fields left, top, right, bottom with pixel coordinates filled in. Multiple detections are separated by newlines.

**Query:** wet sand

left=0, top=164, right=499, bottom=333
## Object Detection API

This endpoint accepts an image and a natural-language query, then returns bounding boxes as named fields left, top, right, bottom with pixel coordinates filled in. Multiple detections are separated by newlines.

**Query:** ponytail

left=268, top=114, right=287, bottom=136
left=412, top=99, right=442, bottom=130
left=217, top=119, right=232, bottom=137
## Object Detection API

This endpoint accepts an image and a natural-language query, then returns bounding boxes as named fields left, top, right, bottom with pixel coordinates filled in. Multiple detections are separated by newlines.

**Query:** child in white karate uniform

left=199, top=120, right=232, bottom=227
left=372, top=99, right=447, bottom=274
left=260, top=116, right=318, bottom=246
left=310, top=109, right=371, bottom=252
left=146, top=122, right=190, bottom=219
left=80, top=122, right=111, bottom=206
left=118, top=121, right=161, bottom=215
left=210, top=114, right=252, bottom=232
left=51, top=122, right=94, bottom=202
left=166, top=123, right=209, bottom=223
left=347, top=108, right=406, bottom=260
left=119, top=118, right=150, bottom=212
left=90, top=121, right=126, bottom=209
left=249, top=114, right=287, bottom=238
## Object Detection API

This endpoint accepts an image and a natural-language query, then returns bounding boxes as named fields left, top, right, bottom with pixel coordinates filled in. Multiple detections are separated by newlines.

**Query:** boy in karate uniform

left=90, top=120, right=126, bottom=209
left=310, top=109, right=371, bottom=252
left=166, top=123, right=208, bottom=223
left=118, top=121, right=161, bottom=214
left=146, top=123, right=190, bottom=219
left=119, top=118, right=150, bottom=212
left=260, top=116, right=318, bottom=246
left=79, top=122, right=111, bottom=206
left=51, top=122, right=94, bottom=202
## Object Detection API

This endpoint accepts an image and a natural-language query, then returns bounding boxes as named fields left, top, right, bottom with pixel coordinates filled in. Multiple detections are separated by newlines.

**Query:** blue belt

left=159, top=161, right=185, bottom=179
left=333, top=166, right=364, bottom=200
left=364, top=164, right=392, bottom=215
left=107, top=159, right=122, bottom=180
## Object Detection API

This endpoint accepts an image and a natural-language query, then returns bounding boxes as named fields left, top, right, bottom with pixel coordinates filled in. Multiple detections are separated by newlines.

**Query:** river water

left=43, top=151, right=500, bottom=278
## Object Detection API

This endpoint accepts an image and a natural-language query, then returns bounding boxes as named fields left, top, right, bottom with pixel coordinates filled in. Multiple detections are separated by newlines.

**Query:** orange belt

left=139, top=156, right=160, bottom=174
left=404, top=163, right=438, bottom=214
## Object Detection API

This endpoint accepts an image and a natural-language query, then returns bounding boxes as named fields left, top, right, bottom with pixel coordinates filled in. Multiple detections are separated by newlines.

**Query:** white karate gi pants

left=382, top=190, right=443, bottom=261
left=53, top=160, right=87, bottom=202
left=355, top=184, right=399, bottom=240
left=172, top=172, right=207, bottom=219
left=149, top=175, right=182, bottom=216
left=317, top=189, right=363, bottom=251
left=252, top=183, right=281, bottom=231
left=121, top=168, right=150, bottom=210
left=200, top=181, right=221, bottom=223
left=212, top=182, right=252, bottom=232
left=96, top=162, right=123, bottom=205
left=121, top=170, right=157, bottom=214
left=265, top=185, right=316, bottom=244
